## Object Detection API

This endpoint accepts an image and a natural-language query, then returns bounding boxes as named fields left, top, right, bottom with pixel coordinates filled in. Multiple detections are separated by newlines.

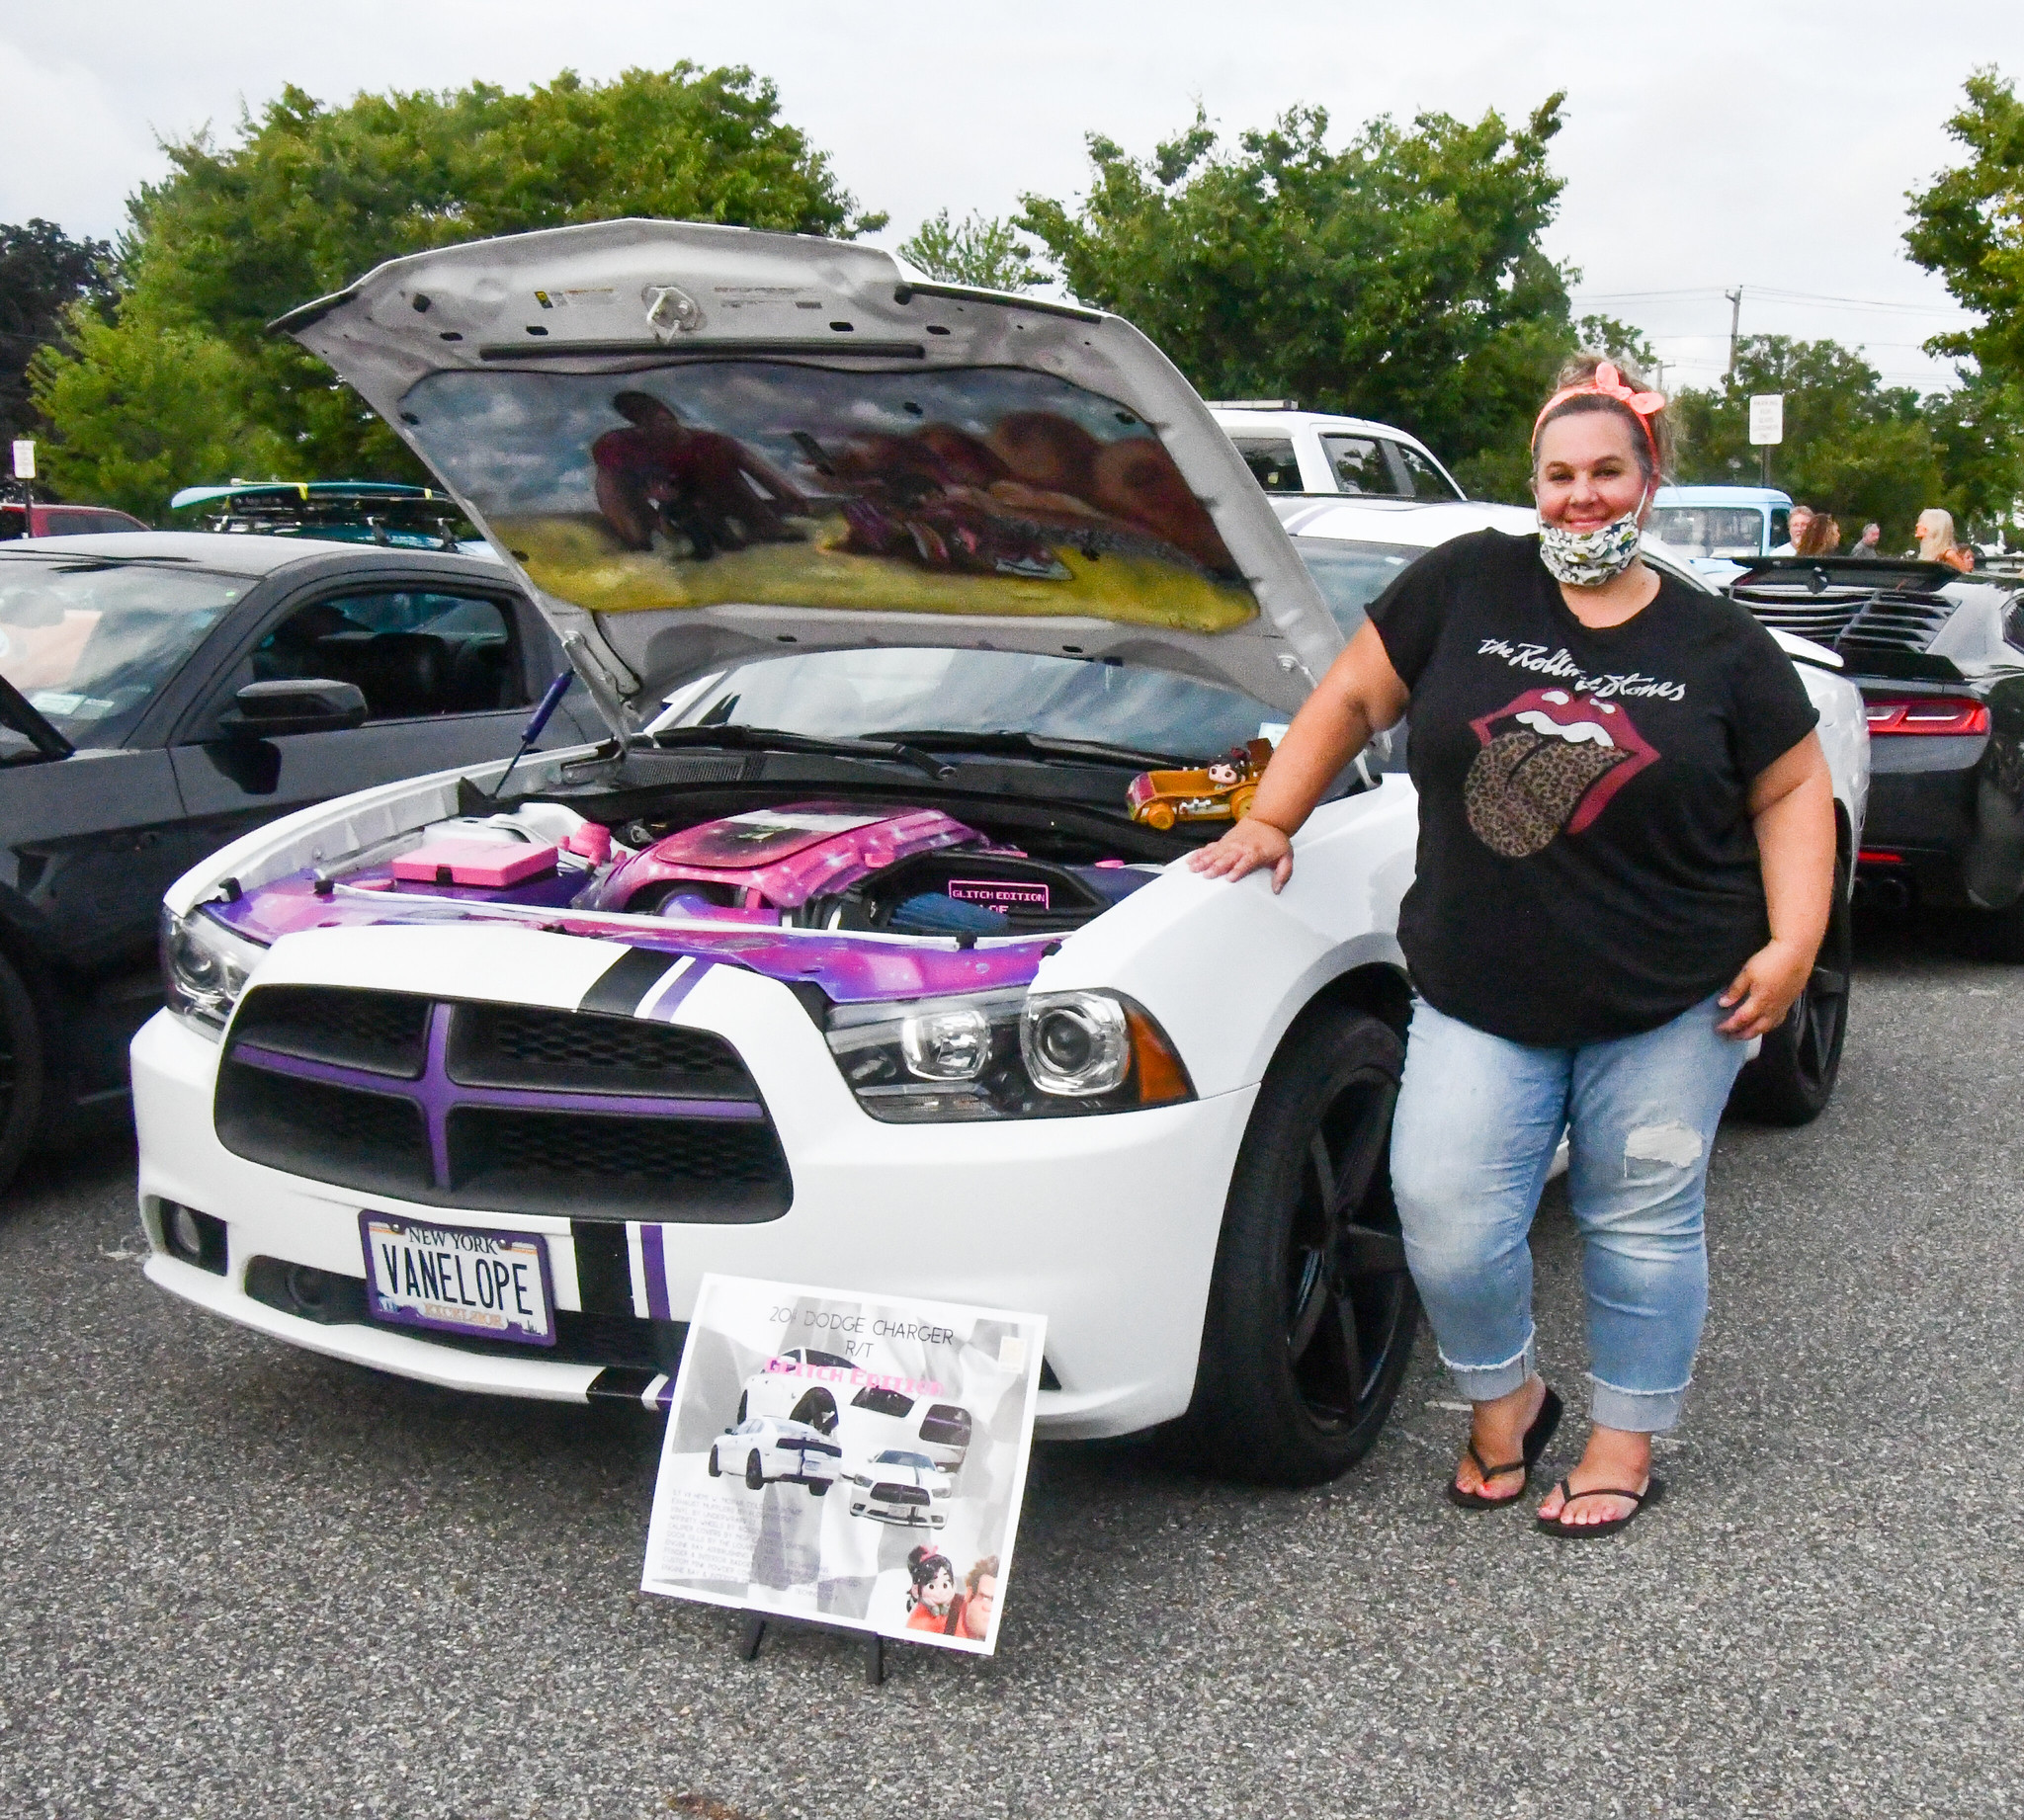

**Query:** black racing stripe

left=571, top=1219, right=636, bottom=1318
left=577, top=946, right=677, bottom=1017
left=586, top=1366, right=659, bottom=1406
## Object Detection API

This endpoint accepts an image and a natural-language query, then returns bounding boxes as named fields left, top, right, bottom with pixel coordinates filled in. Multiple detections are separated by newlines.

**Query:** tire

left=707, top=1448, right=720, bottom=1477
left=1729, top=854, right=1853, bottom=1125
left=1227, top=786, right=1257, bottom=822
left=808, top=1480, right=830, bottom=1498
left=1178, top=1007, right=1421, bottom=1486
left=0, top=951, right=45, bottom=1200
left=1141, top=802, right=1175, bottom=832
left=745, top=1450, right=765, bottom=1491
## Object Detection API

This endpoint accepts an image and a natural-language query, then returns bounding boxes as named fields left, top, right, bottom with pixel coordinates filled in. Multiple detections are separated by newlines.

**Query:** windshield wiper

left=0, top=672, right=73, bottom=760
left=875, top=728, right=1191, bottom=770
left=650, top=724, right=955, bottom=782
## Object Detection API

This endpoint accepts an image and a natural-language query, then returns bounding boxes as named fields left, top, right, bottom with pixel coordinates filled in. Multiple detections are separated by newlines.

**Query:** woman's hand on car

left=1717, top=937, right=1813, bottom=1038
left=1186, top=817, right=1295, bottom=892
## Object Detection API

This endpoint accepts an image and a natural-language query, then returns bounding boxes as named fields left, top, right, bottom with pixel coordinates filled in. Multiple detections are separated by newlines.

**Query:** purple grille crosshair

left=230, top=1002, right=764, bottom=1193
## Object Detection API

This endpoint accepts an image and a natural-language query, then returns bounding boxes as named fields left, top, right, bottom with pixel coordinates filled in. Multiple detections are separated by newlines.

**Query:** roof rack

left=1204, top=398, right=1302, bottom=412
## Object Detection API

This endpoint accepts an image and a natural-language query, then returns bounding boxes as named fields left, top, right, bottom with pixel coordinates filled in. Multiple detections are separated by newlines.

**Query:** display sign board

left=642, top=1274, right=1046, bottom=1655
left=11, top=440, right=34, bottom=480
left=1747, top=395, right=1785, bottom=446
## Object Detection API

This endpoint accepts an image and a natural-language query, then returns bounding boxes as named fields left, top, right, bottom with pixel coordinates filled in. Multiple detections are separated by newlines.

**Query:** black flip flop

left=1534, top=1476, right=1665, bottom=1539
left=1445, top=1384, right=1563, bottom=1511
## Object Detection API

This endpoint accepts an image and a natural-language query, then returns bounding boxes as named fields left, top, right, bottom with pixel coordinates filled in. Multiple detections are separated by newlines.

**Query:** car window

left=1321, top=435, right=1405, bottom=497
left=851, top=1385, right=915, bottom=1418
left=1393, top=443, right=1463, bottom=501
left=0, top=556, right=246, bottom=746
left=1231, top=436, right=1304, bottom=494
left=1648, top=507, right=1768, bottom=559
left=238, top=589, right=525, bottom=721
left=1291, top=537, right=1424, bottom=636
left=661, top=645, right=1286, bottom=761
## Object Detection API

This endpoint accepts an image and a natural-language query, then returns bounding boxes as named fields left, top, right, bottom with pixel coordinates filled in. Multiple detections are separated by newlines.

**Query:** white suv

left=1208, top=402, right=1466, bottom=502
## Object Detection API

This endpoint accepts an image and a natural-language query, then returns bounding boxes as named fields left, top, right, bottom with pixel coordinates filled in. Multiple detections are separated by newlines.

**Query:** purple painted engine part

left=579, top=801, right=984, bottom=914
left=209, top=870, right=1055, bottom=1004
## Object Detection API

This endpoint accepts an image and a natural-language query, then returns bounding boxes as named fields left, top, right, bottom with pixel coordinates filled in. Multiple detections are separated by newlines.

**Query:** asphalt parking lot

left=4, top=910, right=2022, bottom=1820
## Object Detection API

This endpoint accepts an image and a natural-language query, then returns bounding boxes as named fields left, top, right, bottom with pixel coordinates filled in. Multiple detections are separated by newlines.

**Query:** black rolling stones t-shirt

left=1367, top=529, right=1819, bottom=1046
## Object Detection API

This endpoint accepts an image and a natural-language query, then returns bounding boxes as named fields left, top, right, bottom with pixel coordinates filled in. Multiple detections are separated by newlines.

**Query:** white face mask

left=1537, top=505, right=1644, bottom=588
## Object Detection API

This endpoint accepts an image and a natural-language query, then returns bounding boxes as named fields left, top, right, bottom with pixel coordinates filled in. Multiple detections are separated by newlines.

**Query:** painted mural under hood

left=278, top=219, right=1341, bottom=719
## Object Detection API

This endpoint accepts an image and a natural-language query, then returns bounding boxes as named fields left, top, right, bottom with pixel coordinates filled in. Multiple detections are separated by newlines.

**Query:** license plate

left=359, top=1211, right=555, bottom=1347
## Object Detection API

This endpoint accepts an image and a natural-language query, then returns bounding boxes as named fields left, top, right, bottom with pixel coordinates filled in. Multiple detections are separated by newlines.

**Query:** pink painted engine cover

left=580, top=802, right=984, bottom=915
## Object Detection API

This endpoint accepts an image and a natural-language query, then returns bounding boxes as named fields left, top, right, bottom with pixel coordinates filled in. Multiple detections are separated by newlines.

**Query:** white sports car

left=132, top=221, right=1868, bottom=1485
left=708, top=1415, right=842, bottom=1493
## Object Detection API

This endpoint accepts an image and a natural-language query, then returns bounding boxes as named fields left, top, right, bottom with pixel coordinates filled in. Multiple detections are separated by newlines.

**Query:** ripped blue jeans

left=1391, top=994, right=1748, bottom=1433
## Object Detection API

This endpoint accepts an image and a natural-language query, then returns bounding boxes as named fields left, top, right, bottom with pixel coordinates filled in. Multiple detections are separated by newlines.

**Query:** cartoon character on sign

left=903, top=1547, right=960, bottom=1634
left=1463, top=688, right=1659, bottom=859
left=951, top=1555, right=998, bottom=1641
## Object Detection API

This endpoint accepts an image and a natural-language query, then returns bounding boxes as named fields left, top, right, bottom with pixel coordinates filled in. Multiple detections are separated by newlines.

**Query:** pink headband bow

left=1532, top=362, right=1667, bottom=464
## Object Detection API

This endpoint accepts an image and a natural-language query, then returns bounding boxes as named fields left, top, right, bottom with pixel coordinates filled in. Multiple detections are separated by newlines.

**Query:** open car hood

left=280, top=219, right=1340, bottom=719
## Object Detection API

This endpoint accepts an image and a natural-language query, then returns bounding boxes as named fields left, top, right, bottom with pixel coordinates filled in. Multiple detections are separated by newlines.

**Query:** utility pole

left=1725, top=288, right=1743, bottom=380
left=1653, top=359, right=1669, bottom=396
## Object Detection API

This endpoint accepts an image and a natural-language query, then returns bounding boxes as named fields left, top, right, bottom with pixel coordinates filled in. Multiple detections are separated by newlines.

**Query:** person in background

left=1848, top=523, right=1883, bottom=558
left=1915, top=509, right=1976, bottom=573
left=1772, top=504, right=1813, bottom=555
left=1795, top=514, right=1841, bottom=557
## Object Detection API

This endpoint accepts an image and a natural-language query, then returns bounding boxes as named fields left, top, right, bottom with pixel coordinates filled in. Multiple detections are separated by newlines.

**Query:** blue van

left=1648, top=485, right=1795, bottom=573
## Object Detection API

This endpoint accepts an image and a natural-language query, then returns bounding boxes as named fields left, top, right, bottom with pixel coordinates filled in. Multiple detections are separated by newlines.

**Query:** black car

left=0, top=533, right=606, bottom=1193
left=1725, top=554, right=2024, bottom=951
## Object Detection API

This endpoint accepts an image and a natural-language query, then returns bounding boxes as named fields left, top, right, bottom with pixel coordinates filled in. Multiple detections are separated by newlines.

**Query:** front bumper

left=132, top=943, right=1258, bottom=1441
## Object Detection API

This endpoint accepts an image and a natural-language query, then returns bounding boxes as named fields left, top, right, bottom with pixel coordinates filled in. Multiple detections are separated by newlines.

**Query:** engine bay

left=309, top=794, right=1164, bottom=941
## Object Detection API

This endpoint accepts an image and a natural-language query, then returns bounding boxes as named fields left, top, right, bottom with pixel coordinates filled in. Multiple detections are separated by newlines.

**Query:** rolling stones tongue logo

left=1464, top=688, right=1658, bottom=859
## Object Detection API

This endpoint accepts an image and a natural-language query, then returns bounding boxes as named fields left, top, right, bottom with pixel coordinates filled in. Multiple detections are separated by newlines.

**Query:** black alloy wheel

left=1178, top=1008, right=1421, bottom=1485
left=707, top=1448, right=721, bottom=1477
left=745, top=1450, right=765, bottom=1491
left=1729, top=853, right=1853, bottom=1125
left=0, top=952, right=44, bottom=1199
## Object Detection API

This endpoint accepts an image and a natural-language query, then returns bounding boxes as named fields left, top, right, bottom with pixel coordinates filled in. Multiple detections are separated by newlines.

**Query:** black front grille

left=448, top=1002, right=757, bottom=1099
left=447, top=1106, right=790, bottom=1220
left=870, top=1483, right=930, bottom=1506
left=230, top=984, right=429, bottom=1077
left=215, top=1064, right=431, bottom=1199
left=215, top=984, right=790, bottom=1222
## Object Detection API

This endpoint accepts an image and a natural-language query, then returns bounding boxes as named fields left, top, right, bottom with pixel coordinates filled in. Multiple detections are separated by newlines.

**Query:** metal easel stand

left=738, top=1612, right=886, bottom=1686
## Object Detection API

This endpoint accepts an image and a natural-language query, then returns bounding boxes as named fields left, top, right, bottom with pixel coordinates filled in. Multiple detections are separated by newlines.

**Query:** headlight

left=825, top=987, right=1192, bottom=1123
left=159, top=905, right=267, bottom=1036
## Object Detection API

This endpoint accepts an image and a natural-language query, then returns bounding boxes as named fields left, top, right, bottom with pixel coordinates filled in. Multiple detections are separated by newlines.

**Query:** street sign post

left=1748, top=395, right=1783, bottom=486
left=1748, top=394, right=1781, bottom=487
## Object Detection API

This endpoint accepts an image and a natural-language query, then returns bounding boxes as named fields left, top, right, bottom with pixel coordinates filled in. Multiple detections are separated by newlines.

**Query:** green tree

left=0, top=219, right=116, bottom=455
left=1671, top=336, right=1944, bottom=545
left=28, top=308, right=288, bottom=522
left=1017, top=99, right=1583, bottom=500
left=31, top=64, right=883, bottom=518
left=1904, top=68, right=2024, bottom=385
left=897, top=209, right=1042, bottom=291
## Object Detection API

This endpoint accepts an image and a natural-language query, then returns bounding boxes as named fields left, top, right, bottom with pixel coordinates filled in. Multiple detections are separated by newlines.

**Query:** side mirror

left=219, top=678, right=367, bottom=739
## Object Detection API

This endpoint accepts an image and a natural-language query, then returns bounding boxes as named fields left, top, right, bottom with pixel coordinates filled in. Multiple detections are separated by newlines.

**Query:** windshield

left=1648, top=506, right=1767, bottom=559
left=0, top=558, right=246, bottom=746
left=657, top=647, right=1286, bottom=760
left=1291, top=538, right=1423, bottom=635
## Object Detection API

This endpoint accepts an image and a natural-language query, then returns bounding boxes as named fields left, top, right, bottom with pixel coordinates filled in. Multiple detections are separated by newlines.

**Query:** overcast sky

left=4, top=1, right=2017, bottom=398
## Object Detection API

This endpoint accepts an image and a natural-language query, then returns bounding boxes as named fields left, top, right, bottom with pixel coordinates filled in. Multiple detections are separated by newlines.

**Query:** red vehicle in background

left=1, top=500, right=149, bottom=539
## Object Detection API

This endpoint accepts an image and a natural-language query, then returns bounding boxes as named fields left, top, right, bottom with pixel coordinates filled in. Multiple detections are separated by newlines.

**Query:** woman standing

left=1915, top=508, right=1976, bottom=573
left=1190, top=355, right=1834, bottom=1536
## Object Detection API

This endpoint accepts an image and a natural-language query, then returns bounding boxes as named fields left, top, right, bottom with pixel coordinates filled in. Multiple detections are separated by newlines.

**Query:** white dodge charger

left=132, top=221, right=1868, bottom=1485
